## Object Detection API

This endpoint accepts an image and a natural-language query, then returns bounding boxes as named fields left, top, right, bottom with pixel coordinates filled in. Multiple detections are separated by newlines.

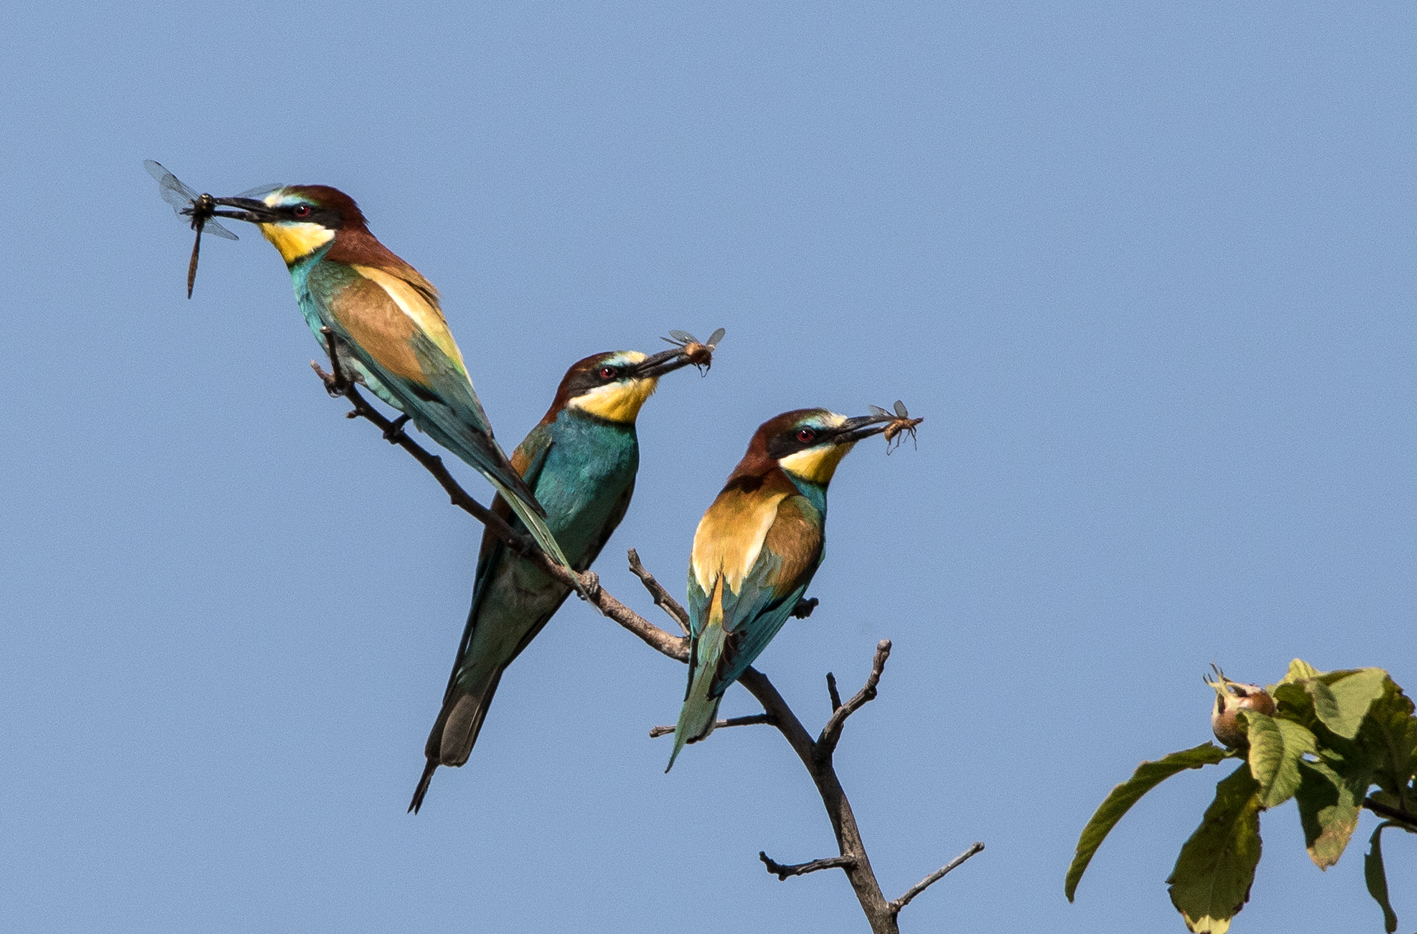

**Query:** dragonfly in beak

left=143, top=160, right=276, bottom=297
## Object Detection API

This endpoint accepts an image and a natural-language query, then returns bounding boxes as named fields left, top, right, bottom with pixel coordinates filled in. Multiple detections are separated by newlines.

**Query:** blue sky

left=2, top=2, right=1414, bottom=931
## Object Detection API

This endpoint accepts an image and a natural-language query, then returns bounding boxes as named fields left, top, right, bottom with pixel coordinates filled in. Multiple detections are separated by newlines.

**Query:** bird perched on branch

left=204, top=186, right=574, bottom=574
left=667, top=407, right=909, bottom=771
left=410, top=344, right=715, bottom=812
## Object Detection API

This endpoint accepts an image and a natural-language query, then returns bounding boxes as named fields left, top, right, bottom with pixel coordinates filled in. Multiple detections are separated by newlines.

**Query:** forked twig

left=817, top=641, right=891, bottom=760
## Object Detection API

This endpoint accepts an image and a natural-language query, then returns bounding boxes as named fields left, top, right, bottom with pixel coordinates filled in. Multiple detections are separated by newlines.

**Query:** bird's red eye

left=599, top=366, right=616, bottom=379
left=293, top=204, right=312, bottom=218
left=796, top=428, right=816, bottom=443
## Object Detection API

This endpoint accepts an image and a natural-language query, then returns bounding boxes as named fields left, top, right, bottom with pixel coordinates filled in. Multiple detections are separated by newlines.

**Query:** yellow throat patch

left=259, top=221, right=335, bottom=265
left=778, top=440, right=854, bottom=486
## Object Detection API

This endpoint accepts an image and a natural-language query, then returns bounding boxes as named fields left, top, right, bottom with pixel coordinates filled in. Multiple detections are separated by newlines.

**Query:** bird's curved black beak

left=188, top=196, right=279, bottom=226
left=829, top=412, right=898, bottom=445
left=630, top=347, right=699, bottom=380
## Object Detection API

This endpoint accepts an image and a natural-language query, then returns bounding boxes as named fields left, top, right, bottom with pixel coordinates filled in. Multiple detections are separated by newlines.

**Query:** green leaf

left=1270, top=681, right=1316, bottom=724
left=1303, top=679, right=1343, bottom=731
left=1065, top=743, right=1230, bottom=902
left=1364, top=821, right=1400, bottom=934
left=1357, top=678, right=1417, bottom=795
left=1167, top=765, right=1264, bottom=934
left=1293, top=759, right=1362, bottom=869
left=1284, top=658, right=1322, bottom=683
left=1244, top=712, right=1316, bottom=808
left=1315, top=669, right=1389, bottom=740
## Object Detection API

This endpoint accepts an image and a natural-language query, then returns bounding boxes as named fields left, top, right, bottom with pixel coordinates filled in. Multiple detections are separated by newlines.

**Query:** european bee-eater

left=666, top=408, right=903, bottom=771
left=410, top=346, right=708, bottom=812
left=205, top=186, right=573, bottom=573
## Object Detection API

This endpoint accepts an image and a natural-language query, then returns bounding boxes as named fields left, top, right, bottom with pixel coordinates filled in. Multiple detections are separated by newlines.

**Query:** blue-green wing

left=686, top=571, right=713, bottom=641
left=701, top=494, right=825, bottom=696
left=310, top=268, right=573, bottom=574
left=449, top=423, right=556, bottom=683
left=710, top=562, right=813, bottom=697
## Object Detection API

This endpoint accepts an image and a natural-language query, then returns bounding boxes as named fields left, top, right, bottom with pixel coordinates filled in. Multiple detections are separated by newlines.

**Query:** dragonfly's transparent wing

left=235, top=182, right=282, bottom=200
left=705, top=327, right=725, bottom=349
left=145, top=160, right=199, bottom=214
left=869, top=405, right=892, bottom=419
left=893, top=400, right=909, bottom=418
left=143, top=159, right=170, bottom=183
left=202, top=218, right=239, bottom=240
left=145, top=160, right=190, bottom=194
left=667, top=329, right=697, bottom=344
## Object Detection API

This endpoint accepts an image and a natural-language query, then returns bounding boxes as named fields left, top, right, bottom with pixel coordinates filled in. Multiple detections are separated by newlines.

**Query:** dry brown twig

left=310, top=344, right=981, bottom=932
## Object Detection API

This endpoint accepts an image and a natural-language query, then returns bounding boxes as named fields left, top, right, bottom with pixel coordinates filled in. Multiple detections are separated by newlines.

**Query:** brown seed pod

left=1205, top=666, right=1276, bottom=748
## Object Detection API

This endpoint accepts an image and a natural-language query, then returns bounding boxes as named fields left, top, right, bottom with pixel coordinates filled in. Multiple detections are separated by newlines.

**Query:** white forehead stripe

left=604, top=351, right=648, bottom=367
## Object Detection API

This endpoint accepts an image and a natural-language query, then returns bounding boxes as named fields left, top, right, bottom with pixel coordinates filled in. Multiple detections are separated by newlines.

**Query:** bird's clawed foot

left=791, top=597, right=819, bottom=619
left=318, top=326, right=351, bottom=396
left=383, top=414, right=411, bottom=442
left=577, top=571, right=601, bottom=601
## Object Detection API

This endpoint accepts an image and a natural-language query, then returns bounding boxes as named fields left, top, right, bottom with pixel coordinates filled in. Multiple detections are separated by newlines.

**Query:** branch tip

left=627, top=548, right=691, bottom=634
left=759, top=851, right=857, bottom=881
left=817, top=639, right=893, bottom=757
left=888, top=842, right=985, bottom=916
left=649, top=713, right=773, bottom=738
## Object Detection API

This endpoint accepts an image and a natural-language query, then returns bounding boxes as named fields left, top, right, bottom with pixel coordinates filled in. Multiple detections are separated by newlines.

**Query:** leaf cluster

left=1066, top=660, right=1417, bottom=934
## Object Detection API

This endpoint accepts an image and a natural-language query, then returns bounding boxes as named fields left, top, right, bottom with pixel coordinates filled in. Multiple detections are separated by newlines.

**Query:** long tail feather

left=667, top=626, right=727, bottom=772
left=409, top=760, right=438, bottom=814
left=409, top=668, right=505, bottom=813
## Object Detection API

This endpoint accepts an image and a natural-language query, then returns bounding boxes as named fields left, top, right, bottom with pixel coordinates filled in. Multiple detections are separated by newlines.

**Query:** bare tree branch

left=817, top=640, right=891, bottom=760
left=311, top=358, right=688, bottom=663
left=628, top=548, right=690, bottom=634
left=313, top=362, right=535, bottom=551
left=648, top=714, right=773, bottom=738
left=312, top=359, right=978, bottom=933
left=827, top=672, right=843, bottom=712
left=889, top=842, right=986, bottom=915
left=760, top=851, right=857, bottom=880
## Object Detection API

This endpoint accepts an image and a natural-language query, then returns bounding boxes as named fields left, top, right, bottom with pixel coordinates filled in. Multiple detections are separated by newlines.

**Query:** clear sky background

left=2, top=2, right=1415, bottom=932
